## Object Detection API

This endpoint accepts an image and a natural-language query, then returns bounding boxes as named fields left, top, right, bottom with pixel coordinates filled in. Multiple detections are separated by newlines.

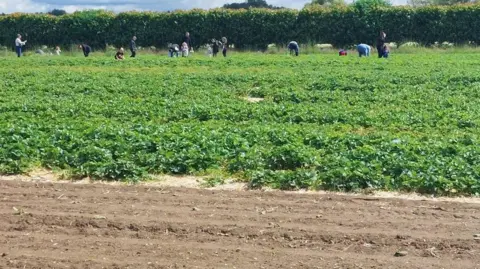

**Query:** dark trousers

left=130, top=50, right=136, bottom=57
left=222, top=48, right=227, bottom=57
left=16, top=46, right=22, bottom=57
left=376, top=46, right=384, bottom=58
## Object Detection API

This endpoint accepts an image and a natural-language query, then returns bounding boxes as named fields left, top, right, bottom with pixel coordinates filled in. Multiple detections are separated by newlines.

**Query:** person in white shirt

left=15, top=34, right=27, bottom=57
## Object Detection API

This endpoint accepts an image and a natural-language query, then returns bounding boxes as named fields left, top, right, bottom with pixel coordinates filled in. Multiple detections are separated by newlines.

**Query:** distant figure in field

left=357, top=44, right=371, bottom=57
left=211, top=39, right=220, bottom=57
left=376, top=31, right=386, bottom=58
left=206, top=44, right=213, bottom=57
left=181, top=42, right=189, bottom=57
left=339, top=49, right=347, bottom=56
left=381, top=44, right=389, bottom=58
left=35, top=49, right=45, bottom=55
left=115, top=47, right=125, bottom=60
left=183, top=32, right=193, bottom=53
left=288, top=41, right=299, bottom=56
left=79, top=44, right=91, bottom=57
left=221, top=37, right=228, bottom=57
left=15, top=34, right=27, bottom=57
left=168, top=43, right=179, bottom=57
left=54, top=46, right=61, bottom=56
left=130, top=36, right=137, bottom=58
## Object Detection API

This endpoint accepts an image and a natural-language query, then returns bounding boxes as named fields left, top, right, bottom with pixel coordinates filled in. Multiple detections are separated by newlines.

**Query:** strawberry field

left=1, top=54, right=480, bottom=195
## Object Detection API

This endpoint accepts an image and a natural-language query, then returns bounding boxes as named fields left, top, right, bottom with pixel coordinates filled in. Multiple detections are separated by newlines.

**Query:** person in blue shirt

left=357, top=44, right=370, bottom=57
left=288, top=41, right=299, bottom=56
left=381, top=44, right=389, bottom=58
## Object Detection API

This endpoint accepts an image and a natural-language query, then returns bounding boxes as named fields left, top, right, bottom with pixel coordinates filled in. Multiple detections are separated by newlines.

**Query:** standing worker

left=183, top=32, right=193, bottom=53
left=79, top=44, right=91, bottom=57
left=376, top=31, right=386, bottom=58
left=221, top=37, right=228, bottom=57
left=288, top=41, right=299, bottom=56
left=357, top=44, right=371, bottom=57
left=130, top=36, right=137, bottom=58
left=15, top=34, right=27, bottom=57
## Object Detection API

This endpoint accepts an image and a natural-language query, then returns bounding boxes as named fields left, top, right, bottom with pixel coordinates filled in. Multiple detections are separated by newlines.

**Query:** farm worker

left=79, top=44, right=91, bottom=57
left=211, top=39, right=220, bottom=57
left=288, top=41, right=299, bottom=56
left=15, top=34, right=27, bottom=57
left=376, top=31, right=386, bottom=58
left=130, top=36, right=137, bottom=58
left=207, top=44, right=213, bottom=57
left=382, top=44, right=390, bottom=58
left=183, top=32, right=193, bottom=53
left=222, top=37, right=228, bottom=57
left=168, top=43, right=179, bottom=57
left=181, top=42, right=189, bottom=57
left=54, top=46, right=61, bottom=56
left=35, top=49, right=45, bottom=55
left=339, top=49, right=347, bottom=56
left=357, top=44, right=370, bottom=57
left=115, top=47, right=125, bottom=60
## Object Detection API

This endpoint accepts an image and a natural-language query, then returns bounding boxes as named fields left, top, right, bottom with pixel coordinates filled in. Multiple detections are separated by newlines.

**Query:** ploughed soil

left=0, top=179, right=479, bottom=269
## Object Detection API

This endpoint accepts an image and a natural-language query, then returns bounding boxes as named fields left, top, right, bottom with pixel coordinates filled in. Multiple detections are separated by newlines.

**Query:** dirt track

left=0, top=180, right=479, bottom=269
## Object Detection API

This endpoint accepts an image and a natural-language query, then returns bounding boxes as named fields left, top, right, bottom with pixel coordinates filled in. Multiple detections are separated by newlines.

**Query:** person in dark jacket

left=183, top=32, right=193, bottom=52
left=221, top=37, right=228, bottom=57
left=79, top=44, right=91, bottom=57
left=211, top=39, right=220, bottom=57
left=288, top=41, right=299, bottom=56
left=130, top=36, right=137, bottom=58
left=376, top=31, right=386, bottom=58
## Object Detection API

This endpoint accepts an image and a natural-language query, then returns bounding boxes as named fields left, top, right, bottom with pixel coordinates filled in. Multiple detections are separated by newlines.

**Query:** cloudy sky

left=0, top=0, right=406, bottom=14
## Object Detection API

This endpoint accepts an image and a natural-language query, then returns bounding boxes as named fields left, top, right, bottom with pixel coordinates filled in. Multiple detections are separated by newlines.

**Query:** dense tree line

left=1, top=5, right=480, bottom=50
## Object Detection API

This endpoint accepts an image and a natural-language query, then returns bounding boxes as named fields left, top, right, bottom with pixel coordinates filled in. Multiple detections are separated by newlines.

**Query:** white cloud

left=0, top=0, right=50, bottom=13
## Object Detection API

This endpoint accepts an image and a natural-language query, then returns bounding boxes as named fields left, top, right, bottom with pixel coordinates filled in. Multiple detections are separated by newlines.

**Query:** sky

left=0, top=0, right=406, bottom=14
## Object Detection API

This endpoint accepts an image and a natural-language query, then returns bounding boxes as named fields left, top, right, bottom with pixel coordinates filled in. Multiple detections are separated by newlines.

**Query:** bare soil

left=0, top=179, right=479, bottom=269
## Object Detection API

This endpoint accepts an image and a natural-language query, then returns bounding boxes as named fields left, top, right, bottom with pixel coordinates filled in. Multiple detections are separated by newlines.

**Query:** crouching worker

left=168, top=43, right=179, bottom=57
left=79, top=44, right=91, bottom=57
left=288, top=41, right=299, bottom=56
left=181, top=42, right=189, bottom=57
left=339, top=49, right=347, bottom=56
left=357, top=44, right=370, bottom=57
left=381, top=44, right=389, bottom=58
left=115, top=47, right=125, bottom=60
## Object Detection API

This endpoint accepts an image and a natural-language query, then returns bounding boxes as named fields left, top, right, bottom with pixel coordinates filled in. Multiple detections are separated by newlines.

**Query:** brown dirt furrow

left=0, top=180, right=479, bottom=269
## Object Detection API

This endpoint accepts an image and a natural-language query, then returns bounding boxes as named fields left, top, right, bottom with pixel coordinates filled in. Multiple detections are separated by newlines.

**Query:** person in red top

left=339, top=49, right=347, bottom=56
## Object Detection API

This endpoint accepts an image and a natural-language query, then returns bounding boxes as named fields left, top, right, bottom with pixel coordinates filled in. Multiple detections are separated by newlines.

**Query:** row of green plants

left=1, top=5, right=480, bottom=49
left=1, top=54, right=480, bottom=195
